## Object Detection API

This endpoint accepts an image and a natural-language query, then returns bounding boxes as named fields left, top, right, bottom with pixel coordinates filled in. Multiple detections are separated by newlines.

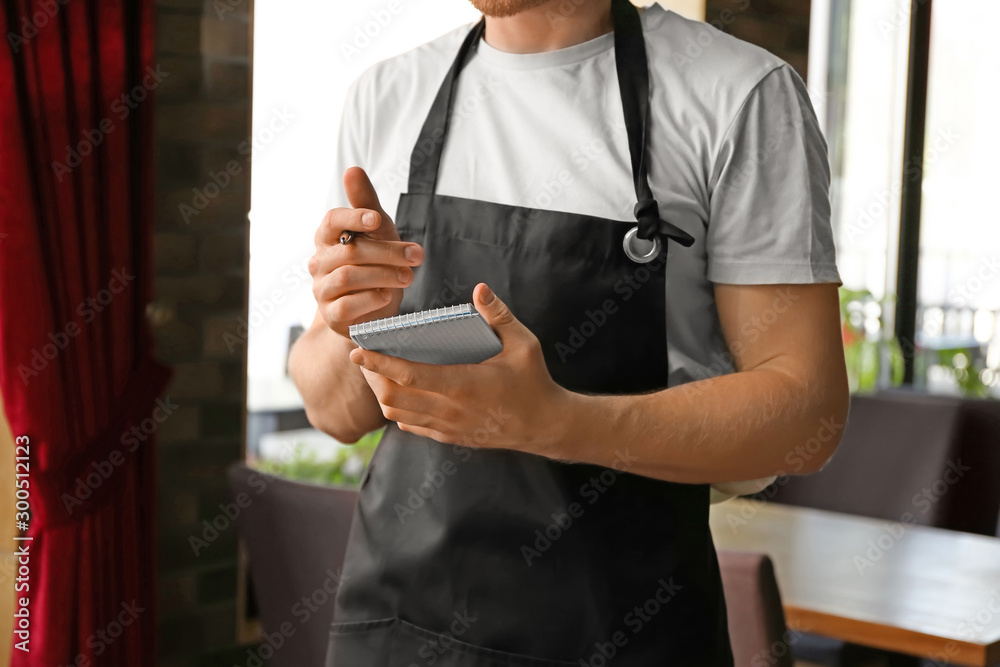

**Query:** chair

left=717, top=550, right=794, bottom=667
left=227, top=464, right=359, bottom=667
left=768, top=390, right=1000, bottom=536
left=228, top=467, right=799, bottom=666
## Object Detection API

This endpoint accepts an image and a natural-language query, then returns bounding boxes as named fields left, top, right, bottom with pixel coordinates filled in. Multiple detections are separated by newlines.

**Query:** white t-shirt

left=327, top=5, right=841, bottom=497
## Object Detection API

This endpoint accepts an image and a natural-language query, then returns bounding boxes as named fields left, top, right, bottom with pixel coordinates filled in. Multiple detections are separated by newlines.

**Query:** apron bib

left=327, top=2, right=733, bottom=664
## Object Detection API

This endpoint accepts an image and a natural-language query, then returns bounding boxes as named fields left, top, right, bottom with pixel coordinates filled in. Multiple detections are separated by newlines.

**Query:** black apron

left=327, top=2, right=733, bottom=665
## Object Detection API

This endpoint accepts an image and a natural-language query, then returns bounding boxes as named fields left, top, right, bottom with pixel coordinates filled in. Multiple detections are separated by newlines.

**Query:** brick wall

left=152, top=0, right=254, bottom=665
left=704, top=0, right=812, bottom=81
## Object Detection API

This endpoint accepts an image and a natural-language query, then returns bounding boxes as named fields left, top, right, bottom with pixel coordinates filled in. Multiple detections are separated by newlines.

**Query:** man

left=290, top=0, right=849, bottom=664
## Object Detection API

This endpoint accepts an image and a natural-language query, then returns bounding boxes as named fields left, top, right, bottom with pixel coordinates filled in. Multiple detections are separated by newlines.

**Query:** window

left=815, top=0, right=999, bottom=396
left=917, top=0, right=1000, bottom=395
left=247, top=1, right=481, bottom=469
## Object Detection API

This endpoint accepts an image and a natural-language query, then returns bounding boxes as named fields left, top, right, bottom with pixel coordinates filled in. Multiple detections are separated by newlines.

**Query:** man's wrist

left=543, top=390, right=612, bottom=467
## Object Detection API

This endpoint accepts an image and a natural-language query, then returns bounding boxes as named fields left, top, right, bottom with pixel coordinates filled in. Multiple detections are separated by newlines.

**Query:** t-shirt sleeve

left=324, top=76, right=369, bottom=211
left=706, top=64, right=841, bottom=286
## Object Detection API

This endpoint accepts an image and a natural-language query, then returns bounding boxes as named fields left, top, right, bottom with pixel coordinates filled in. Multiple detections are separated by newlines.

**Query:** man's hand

left=554, top=283, right=849, bottom=484
left=348, top=283, right=570, bottom=454
left=291, top=166, right=420, bottom=443
left=308, top=166, right=424, bottom=337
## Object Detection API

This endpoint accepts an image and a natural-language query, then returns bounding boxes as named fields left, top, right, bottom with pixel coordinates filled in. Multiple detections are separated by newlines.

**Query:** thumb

left=473, top=283, right=522, bottom=342
left=343, top=167, right=394, bottom=237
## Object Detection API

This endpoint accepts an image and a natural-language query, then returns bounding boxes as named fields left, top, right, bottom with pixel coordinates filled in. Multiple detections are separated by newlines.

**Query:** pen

left=339, top=230, right=355, bottom=245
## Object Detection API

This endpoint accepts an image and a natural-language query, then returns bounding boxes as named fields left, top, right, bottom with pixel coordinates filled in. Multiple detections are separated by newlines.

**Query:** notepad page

left=351, top=311, right=502, bottom=365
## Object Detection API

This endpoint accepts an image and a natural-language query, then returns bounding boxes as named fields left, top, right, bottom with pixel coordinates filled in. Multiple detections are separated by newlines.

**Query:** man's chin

left=468, top=0, right=551, bottom=18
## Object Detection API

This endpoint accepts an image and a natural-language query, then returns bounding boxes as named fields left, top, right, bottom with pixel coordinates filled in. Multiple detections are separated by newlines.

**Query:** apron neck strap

left=612, top=0, right=662, bottom=242
left=406, top=0, right=694, bottom=247
left=407, top=16, right=485, bottom=196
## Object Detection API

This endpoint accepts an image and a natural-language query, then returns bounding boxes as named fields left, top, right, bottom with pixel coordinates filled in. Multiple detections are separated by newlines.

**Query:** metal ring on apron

left=623, top=225, right=662, bottom=263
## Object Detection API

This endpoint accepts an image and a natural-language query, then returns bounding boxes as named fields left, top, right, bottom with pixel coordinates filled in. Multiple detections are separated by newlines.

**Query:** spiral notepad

left=349, top=304, right=502, bottom=364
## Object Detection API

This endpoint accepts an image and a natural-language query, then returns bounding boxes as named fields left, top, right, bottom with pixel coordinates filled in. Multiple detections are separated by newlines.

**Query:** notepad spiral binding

left=350, top=303, right=476, bottom=340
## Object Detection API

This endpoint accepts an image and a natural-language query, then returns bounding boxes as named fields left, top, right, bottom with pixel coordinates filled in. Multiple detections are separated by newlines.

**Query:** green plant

left=840, top=288, right=902, bottom=393
left=934, top=347, right=990, bottom=398
left=254, top=428, right=384, bottom=487
left=839, top=288, right=992, bottom=397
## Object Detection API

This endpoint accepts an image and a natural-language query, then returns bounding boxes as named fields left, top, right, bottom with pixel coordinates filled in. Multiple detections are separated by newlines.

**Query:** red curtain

left=0, top=0, right=169, bottom=664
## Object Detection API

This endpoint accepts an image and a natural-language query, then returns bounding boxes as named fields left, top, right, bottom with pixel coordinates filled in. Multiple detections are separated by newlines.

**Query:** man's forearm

left=552, top=365, right=849, bottom=485
left=289, top=322, right=387, bottom=442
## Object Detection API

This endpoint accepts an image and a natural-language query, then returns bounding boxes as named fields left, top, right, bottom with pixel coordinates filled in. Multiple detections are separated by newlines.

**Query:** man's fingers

left=344, top=167, right=387, bottom=219
left=320, top=290, right=392, bottom=325
left=473, top=282, right=527, bottom=346
left=357, top=369, right=459, bottom=442
left=357, top=368, right=443, bottom=422
left=350, top=349, right=450, bottom=395
left=310, top=239, right=423, bottom=278
left=315, top=264, right=413, bottom=301
left=316, top=207, right=382, bottom=246
left=396, top=422, right=452, bottom=444
left=343, top=237, right=423, bottom=269
left=315, top=166, right=397, bottom=246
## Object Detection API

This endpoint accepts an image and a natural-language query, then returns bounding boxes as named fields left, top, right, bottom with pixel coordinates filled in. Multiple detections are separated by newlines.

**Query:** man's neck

left=483, top=0, right=614, bottom=54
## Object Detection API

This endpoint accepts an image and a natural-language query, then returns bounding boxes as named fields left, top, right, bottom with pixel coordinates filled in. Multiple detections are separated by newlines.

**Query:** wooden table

left=709, top=500, right=1000, bottom=666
